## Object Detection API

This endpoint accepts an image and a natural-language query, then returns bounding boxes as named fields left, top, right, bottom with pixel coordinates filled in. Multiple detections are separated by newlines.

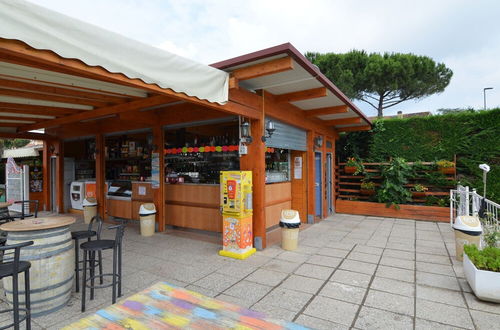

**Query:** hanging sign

left=294, top=156, right=302, bottom=179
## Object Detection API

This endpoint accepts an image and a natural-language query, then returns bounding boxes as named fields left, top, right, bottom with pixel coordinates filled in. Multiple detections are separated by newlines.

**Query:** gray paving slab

left=416, top=271, right=460, bottom=291
left=330, top=269, right=372, bottom=288
left=294, top=263, right=335, bottom=280
left=339, top=259, right=377, bottom=275
left=295, top=314, right=350, bottom=330
left=307, top=254, right=342, bottom=267
left=416, top=299, right=474, bottom=329
left=279, top=274, right=325, bottom=294
left=319, top=281, right=367, bottom=304
left=364, top=289, right=415, bottom=316
left=259, top=287, right=313, bottom=312
left=376, top=265, right=415, bottom=283
left=355, top=306, right=414, bottom=330
left=303, top=296, right=359, bottom=326
left=416, top=284, right=466, bottom=307
left=370, top=276, right=415, bottom=296
left=245, top=268, right=289, bottom=286
left=223, top=280, right=273, bottom=304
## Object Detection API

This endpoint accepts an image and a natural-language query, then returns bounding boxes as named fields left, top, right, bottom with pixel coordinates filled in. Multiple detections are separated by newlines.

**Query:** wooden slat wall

left=165, top=184, right=222, bottom=232
left=265, top=182, right=292, bottom=228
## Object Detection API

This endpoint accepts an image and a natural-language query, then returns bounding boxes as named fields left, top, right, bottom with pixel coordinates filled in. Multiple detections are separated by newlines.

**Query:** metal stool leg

left=81, top=250, right=87, bottom=313
left=90, top=251, right=95, bottom=301
left=98, top=251, right=103, bottom=285
left=74, top=238, right=80, bottom=293
left=112, top=247, right=117, bottom=304
left=13, top=272, right=19, bottom=330
left=118, top=242, right=122, bottom=297
left=24, top=269, right=31, bottom=330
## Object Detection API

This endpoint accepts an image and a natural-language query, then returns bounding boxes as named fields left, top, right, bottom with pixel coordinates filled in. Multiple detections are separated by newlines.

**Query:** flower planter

left=463, top=253, right=500, bottom=303
left=412, top=191, right=427, bottom=198
left=344, top=166, right=356, bottom=174
left=360, top=189, right=375, bottom=196
left=438, top=167, right=455, bottom=175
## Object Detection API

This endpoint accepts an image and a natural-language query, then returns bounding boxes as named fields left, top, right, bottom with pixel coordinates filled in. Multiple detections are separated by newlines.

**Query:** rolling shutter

left=264, top=118, right=307, bottom=151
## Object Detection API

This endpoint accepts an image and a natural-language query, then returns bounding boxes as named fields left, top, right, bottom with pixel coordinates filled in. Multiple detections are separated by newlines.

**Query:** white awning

left=2, top=147, right=39, bottom=159
left=0, top=0, right=229, bottom=104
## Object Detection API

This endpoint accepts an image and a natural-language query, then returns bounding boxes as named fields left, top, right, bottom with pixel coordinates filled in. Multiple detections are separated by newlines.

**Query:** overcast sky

left=29, top=0, right=500, bottom=117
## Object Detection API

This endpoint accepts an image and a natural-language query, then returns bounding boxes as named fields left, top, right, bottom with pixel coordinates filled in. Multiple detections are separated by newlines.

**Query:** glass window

left=265, top=148, right=290, bottom=183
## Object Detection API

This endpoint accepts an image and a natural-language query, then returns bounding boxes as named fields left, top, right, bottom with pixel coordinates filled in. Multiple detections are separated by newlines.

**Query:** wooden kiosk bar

left=0, top=17, right=371, bottom=249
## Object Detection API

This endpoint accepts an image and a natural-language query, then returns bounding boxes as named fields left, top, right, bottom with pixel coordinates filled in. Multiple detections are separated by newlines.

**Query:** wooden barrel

left=3, top=225, right=74, bottom=317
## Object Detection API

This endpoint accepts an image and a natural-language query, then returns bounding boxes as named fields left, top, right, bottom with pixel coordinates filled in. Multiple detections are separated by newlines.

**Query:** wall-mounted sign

left=294, top=156, right=302, bottom=179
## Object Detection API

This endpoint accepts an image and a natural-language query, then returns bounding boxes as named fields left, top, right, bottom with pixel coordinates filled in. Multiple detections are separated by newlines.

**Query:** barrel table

left=0, top=216, right=76, bottom=317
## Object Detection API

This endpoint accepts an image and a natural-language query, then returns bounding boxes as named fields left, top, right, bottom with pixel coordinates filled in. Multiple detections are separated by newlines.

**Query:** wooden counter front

left=165, top=184, right=222, bottom=232
left=265, top=182, right=292, bottom=229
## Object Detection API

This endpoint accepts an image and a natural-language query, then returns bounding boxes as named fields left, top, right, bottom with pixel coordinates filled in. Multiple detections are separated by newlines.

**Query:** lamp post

left=483, top=87, right=493, bottom=110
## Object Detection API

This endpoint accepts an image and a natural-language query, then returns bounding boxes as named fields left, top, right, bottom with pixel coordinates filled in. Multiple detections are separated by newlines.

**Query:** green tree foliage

left=337, top=109, right=500, bottom=202
left=305, top=50, right=453, bottom=117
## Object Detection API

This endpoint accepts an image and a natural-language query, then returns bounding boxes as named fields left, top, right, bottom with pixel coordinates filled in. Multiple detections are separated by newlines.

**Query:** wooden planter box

left=412, top=191, right=427, bottom=198
left=335, top=199, right=449, bottom=222
left=438, top=167, right=455, bottom=175
left=344, top=166, right=357, bottom=174
left=360, top=189, right=376, bottom=196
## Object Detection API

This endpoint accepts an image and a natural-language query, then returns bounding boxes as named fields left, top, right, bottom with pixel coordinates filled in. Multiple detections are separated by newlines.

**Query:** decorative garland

left=164, top=146, right=276, bottom=154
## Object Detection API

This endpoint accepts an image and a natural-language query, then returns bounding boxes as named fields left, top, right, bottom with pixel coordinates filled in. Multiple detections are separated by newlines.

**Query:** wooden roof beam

left=0, top=88, right=109, bottom=108
left=337, top=125, right=371, bottom=132
left=0, top=115, right=46, bottom=122
left=304, top=105, right=349, bottom=117
left=0, top=131, right=55, bottom=140
left=18, top=94, right=176, bottom=132
left=275, top=87, right=327, bottom=103
left=0, top=78, right=133, bottom=104
left=0, top=103, right=77, bottom=116
left=324, top=117, right=362, bottom=126
left=231, top=57, right=293, bottom=81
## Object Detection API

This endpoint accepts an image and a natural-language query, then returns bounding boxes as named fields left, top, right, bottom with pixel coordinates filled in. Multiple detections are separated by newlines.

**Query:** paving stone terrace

left=2, top=214, right=500, bottom=329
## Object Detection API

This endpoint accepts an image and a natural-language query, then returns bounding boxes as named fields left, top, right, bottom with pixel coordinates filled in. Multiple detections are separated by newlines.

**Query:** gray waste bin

left=280, top=210, right=301, bottom=251
left=139, top=203, right=156, bottom=237
left=453, top=215, right=482, bottom=261
left=82, top=197, right=97, bottom=224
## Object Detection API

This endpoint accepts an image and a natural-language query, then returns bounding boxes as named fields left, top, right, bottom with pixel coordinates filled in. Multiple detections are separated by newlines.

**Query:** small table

left=0, top=216, right=76, bottom=317
left=64, top=282, right=309, bottom=329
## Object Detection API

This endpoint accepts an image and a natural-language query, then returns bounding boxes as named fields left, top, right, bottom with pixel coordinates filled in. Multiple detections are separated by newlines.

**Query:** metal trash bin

left=139, top=203, right=156, bottom=237
left=453, top=215, right=482, bottom=261
left=280, top=210, right=301, bottom=251
left=82, top=197, right=97, bottom=224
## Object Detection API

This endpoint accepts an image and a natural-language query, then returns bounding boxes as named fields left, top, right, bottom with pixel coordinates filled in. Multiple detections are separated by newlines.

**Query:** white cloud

left=27, top=0, right=500, bottom=116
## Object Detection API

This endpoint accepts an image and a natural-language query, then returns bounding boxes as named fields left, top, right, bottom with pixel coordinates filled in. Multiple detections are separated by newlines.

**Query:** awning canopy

left=0, top=0, right=228, bottom=104
left=2, top=146, right=39, bottom=158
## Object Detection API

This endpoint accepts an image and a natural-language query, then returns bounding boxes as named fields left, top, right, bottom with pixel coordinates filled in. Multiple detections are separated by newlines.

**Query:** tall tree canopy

left=306, top=50, right=453, bottom=117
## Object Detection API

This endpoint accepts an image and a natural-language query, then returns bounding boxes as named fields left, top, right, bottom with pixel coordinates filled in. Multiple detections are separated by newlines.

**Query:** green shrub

left=337, top=109, right=500, bottom=202
left=464, top=244, right=500, bottom=272
left=377, top=158, right=412, bottom=208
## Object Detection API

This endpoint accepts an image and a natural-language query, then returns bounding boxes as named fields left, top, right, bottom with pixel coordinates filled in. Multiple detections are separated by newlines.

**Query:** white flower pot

left=463, top=253, right=500, bottom=303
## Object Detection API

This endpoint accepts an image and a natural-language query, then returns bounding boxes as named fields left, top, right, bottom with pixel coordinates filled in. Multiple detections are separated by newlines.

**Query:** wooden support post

left=239, top=117, right=266, bottom=249
left=42, top=141, right=50, bottom=211
left=54, top=140, right=64, bottom=213
left=152, top=126, right=165, bottom=232
left=306, top=131, right=315, bottom=223
left=322, top=134, right=327, bottom=219
left=95, top=134, right=106, bottom=219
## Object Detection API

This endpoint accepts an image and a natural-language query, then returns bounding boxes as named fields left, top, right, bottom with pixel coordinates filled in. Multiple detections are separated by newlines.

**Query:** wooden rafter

left=231, top=57, right=293, bottom=81
left=0, top=78, right=132, bottom=103
left=274, top=87, right=327, bottom=103
left=323, top=117, right=361, bottom=126
left=0, top=115, right=46, bottom=122
left=0, top=131, right=54, bottom=140
left=337, top=125, right=371, bottom=132
left=0, top=88, right=110, bottom=108
left=18, top=95, right=175, bottom=132
left=304, top=105, right=349, bottom=117
left=0, top=103, right=77, bottom=116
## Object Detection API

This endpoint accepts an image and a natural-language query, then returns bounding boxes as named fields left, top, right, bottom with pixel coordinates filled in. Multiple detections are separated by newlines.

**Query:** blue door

left=315, top=152, right=322, bottom=218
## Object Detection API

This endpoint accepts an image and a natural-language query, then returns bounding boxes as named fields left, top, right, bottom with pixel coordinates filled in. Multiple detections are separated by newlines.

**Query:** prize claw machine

left=219, top=171, right=256, bottom=259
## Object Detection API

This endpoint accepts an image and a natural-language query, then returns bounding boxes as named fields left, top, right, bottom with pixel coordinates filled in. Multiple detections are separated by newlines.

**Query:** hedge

left=337, top=109, right=500, bottom=202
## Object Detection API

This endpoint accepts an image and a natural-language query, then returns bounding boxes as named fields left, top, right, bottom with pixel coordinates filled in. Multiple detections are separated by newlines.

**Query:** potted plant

left=463, top=244, right=500, bottom=303
left=411, top=184, right=428, bottom=198
left=360, top=181, right=376, bottom=195
left=436, top=160, right=455, bottom=174
left=345, top=157, right=364, bottom=175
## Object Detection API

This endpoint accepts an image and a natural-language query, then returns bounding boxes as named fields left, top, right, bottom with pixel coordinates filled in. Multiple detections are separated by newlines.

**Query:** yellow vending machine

left=219, top=171, right=256, bottom=259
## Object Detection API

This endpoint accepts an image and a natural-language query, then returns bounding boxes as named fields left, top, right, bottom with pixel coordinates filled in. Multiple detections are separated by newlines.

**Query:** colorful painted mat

left=64, top=282, right=310, bottom=329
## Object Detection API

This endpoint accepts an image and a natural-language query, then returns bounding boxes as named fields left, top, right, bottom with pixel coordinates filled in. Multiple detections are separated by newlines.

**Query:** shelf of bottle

left=106, top=157, right=150, bottom=162
left=119, top=173, right=141, bottom=176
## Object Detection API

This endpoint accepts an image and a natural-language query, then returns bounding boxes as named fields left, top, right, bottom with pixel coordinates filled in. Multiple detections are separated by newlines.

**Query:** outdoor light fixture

left=261, top=120, right=276, bottom=142
left=483, top=87, right=493, bottom=110
left=314, top=136, right=323, bottom=148
left=239, top=119, right=252, bottom=144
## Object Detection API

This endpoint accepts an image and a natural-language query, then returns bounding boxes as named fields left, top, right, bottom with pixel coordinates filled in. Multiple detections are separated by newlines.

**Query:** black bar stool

left=0, top=241, right=33, bottom=330
left=71, top=215, right=103, bottom=293
left=81, top=224, right=125, bottom=312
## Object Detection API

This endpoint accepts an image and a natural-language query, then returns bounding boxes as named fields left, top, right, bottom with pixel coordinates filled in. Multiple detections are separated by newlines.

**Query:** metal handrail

left=450, top=185, right=499, bottom=231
